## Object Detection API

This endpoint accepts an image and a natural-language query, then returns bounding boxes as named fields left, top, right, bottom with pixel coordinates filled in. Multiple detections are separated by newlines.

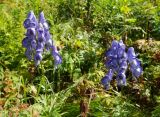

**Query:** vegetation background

left=0, top=0, right=160, bottom=116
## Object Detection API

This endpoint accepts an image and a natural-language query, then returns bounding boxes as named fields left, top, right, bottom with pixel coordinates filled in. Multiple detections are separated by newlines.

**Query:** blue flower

left=101, top=69, right=113, bottom=90
left=22, top=37, right=30, bottom=48
left=26, top=28, right=36, bottom=36
left=102, top=40, right=142, bottom=90
left=105, top=40, right=119, bottom=59
left=102, top=40, right=128, bottom=88
left=22, top=11, right=62, bottom=67
left=127, top=47, right=137, bottom=61
left=23, top=11, right=37, bottom=29
left=127, top=47, right=142, bottom=78
left=105, top=58, right=119, bottom=72
left=23, top=11, right=38, bottom=61
left=39, top=12, right=53, bottom=51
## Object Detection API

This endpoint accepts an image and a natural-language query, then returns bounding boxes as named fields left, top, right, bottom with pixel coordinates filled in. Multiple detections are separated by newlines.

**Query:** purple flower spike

left=127, top=47, right=142, bottom=78
left=102, top=40, right=142, bottom=90
left=39, top=12, right=51, bottom=49
left=23, top=11, right=38, bottom=62
left=23, top=11, right=62, bottom=67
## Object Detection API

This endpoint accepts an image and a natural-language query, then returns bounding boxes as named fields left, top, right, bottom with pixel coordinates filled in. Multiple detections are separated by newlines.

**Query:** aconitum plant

left=101, top=40, right=142, bottom=90
left=22, top=11, right=37, bottom=60
left=22, top=11, right=62, bottom=67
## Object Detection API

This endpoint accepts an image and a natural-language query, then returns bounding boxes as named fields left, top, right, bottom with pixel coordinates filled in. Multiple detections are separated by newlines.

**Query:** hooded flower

left=23, top=11, right=38, bottom=29
left=127, top=47, right=142, bottom=78
left=39, top=12, right=52, bottom=51
left=22, top=11, right=62, bottom=67
left=105, top=40, right=119, bottom=59
left=102, top=40, right=142, bottom=90
left=22, top=11, right=37, bottom=60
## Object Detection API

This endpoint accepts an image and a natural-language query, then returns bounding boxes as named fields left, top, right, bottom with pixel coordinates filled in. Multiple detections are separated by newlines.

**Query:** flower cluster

left=101, top=40, right=142, bottom=90
left=22, top=11, right=62, bottom=67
